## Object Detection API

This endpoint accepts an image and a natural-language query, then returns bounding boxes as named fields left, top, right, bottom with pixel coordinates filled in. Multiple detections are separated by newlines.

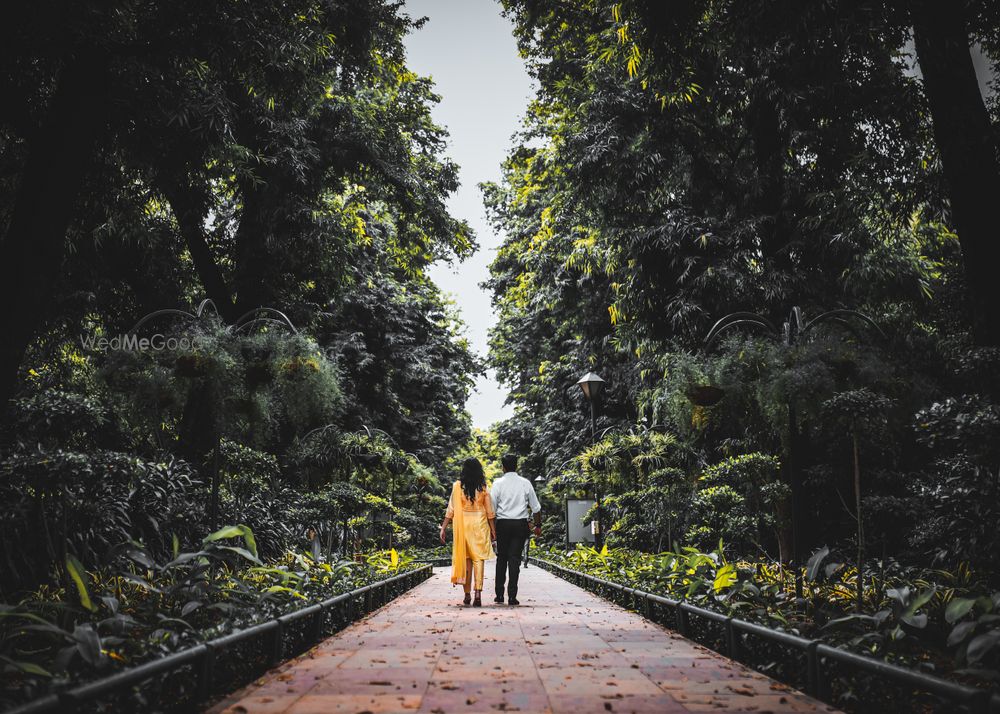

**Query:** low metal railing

left=532, top=557, right=1000, bottom=714
left=5, top=564, right=432, bottom=714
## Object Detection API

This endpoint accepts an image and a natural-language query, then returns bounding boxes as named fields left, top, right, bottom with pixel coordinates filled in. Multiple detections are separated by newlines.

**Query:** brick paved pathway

left=209, top=566, right=839, bottom=714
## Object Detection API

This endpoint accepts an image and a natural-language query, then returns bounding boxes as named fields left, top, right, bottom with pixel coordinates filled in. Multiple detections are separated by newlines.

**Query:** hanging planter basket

left=174, top=353, right=211, bottom=378
left=245, top=360, right=276, bottom=388
left=357, top=452, right=383, bottom=469
left=280, top=356, right=321, bottom=379
left=686, top=384, right=725, bottom=407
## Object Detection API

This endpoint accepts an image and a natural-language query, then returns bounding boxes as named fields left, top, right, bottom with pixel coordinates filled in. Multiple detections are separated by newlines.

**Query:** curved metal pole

left=233, top=307, right=298, bottom=333
left=815, top=317, right=865, bottom=341
left=790, top=306, right=805, bottom=337
left=596, top=423, right=625, bottom=441
left=802, top=309, right=885, bottom=340
left=231, top=317, right=299, bottom=334
left=195, top=298, right=221, bottom=318
left=630, top=422, right=675, bottom=437
left=128, top=308, right=198, bottom=334
left=705, top=319, right=778, bottom=347
left=704, top=312, right=779, bottom=345
left=360, top=425, right=393, bottom=441
left=299, top=422, right=340, bottom=443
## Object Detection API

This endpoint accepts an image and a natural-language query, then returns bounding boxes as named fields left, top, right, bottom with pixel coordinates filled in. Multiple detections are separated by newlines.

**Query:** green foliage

left=0, top=526, right=424, bottom=707
left=690, top=454, right=787, bottom=557
left=543, top=543, right=1000, bottom=689
left=487, top=0, right=1000, bottom=598
left=0, top=448, right=205, bottom=592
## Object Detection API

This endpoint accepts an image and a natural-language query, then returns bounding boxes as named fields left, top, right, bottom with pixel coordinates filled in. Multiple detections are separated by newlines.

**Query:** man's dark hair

left=501, top=453, right=518, bottom=473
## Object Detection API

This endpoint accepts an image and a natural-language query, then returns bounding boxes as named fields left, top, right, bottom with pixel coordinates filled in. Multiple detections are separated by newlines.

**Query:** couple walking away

left=439, top=454, right=541, bottom=607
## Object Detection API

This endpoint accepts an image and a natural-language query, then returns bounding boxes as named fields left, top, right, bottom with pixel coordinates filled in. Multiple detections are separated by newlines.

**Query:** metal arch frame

left=704, top=312, right=779, bottom=347
left=704, top=306, right=883, bottom=349
left=802, top=308, right=886, bottom=342
left=128, top=298, right=222, bottom=334
left=360, top=425, right=393, bottom=442
left=232, top=307, right=298, bottom=334
left=299, top=422, right=340, bottom=444
left=128, top=300, right=299, bottom=337
left=231, top=317, right=296, bottom=334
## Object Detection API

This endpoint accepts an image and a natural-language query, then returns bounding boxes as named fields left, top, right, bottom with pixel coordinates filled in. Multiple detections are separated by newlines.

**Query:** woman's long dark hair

left=459, top=458, right=487, bottom=503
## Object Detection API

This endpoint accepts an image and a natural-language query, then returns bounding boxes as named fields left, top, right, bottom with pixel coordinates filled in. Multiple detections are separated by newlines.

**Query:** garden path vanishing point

left=208, top=565, right=840, bottom=714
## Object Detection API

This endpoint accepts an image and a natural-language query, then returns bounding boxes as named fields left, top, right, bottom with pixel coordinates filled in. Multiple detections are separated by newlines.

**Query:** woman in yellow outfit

left=439, top=458, right=496, bottom=606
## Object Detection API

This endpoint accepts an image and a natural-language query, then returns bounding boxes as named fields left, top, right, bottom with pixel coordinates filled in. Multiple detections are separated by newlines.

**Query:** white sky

left=402, top=0, right=534, bottom=429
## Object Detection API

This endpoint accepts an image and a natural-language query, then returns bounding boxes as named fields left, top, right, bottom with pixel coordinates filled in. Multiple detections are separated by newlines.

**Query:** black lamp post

left=576, top=371, right=606, bottom=548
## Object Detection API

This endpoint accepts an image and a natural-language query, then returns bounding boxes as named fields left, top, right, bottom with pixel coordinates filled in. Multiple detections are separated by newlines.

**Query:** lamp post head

left=576, top=372, right=606, bottom=401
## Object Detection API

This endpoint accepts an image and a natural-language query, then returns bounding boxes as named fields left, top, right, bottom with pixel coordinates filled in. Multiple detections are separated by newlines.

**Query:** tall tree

left=909, top=0, right=1000, bottom=345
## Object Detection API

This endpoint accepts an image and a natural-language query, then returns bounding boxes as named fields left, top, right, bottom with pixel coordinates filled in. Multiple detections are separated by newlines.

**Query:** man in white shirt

left=489, top=453, right=541, bottom=605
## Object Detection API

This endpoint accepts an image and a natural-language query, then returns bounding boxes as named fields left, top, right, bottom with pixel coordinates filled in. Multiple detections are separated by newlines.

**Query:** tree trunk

left=777, top=402, right=799, bottom=566
left=853, top=430, right=864, bottom=610
left=747, top=88, right=792, bottom=258
left=160, top=180, right=239, bottom=322
left=234, top=177, right=276, bottom=315
left=0, top=50, right=109, bottom=408
left=911, top=1, right=1000, bottom=346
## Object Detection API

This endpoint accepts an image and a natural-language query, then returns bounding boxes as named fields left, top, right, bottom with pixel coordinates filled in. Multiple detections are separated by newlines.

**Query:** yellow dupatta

left=450, top=481, right=468, bottom=585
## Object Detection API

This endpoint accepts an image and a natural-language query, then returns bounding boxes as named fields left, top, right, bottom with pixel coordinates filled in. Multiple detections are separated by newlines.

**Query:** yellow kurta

left=447, top=481, right=495, bottom=586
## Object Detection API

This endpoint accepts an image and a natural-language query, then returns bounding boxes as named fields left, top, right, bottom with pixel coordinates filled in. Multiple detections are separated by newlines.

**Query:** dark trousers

left=495, top=518, right=528, bottom=600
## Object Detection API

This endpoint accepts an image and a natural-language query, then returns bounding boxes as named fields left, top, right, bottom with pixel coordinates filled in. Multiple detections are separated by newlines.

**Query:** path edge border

left=531, top=556, right=1000, bottom=714
left=5, top=564, right=433, bottom=714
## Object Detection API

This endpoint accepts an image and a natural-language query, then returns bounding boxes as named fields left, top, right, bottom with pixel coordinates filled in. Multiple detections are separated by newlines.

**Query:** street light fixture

left=577, top=370, right=606, bottom=548
left=576, top=372, right=606, bottom=402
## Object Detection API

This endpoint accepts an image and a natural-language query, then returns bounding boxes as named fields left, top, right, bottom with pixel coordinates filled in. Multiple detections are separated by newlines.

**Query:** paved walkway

left=209, top=566, right=838, bottom=714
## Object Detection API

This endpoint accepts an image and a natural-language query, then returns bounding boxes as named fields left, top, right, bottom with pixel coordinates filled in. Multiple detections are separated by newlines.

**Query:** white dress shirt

left=490, top=472, right=541, bottom=520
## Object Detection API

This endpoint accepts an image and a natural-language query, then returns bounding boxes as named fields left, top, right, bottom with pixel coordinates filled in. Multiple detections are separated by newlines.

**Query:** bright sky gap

left=402, top=0, right=534, bottom=429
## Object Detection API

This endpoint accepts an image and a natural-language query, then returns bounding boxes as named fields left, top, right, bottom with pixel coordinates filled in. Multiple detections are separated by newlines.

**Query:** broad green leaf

left=904, top=587, right=937, bottom=618
left=805, top=546, right=829, bottom=582
left=203, top=524, right=258, bottom=558
left=945, top=597, right=976, bottom=624
left=0, top=654, right=52, bottom=677
left=712, top=563, right=736, bottom=592
left=126, top=547, right=154, bottom=569
left=72, top=623, right=102, bottom=666
left=265, top=585, right=308, bottom=600
left=181, top=601, right=202, bottom=617
left=966, top=632, right=1000, bottom=665
left=900, top=612, right=928, bottom=628
left=215, top=545, right=262, bottom=565
left=65, top=554, right=95, bottom=612
left=947, top=621, right=976, bottom=647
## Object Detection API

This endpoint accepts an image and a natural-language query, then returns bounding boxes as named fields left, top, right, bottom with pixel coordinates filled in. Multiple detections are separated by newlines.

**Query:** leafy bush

left=540, top=543, right=1000, bottom=694
left=689, top=454, right=787, bottom=558
left=10, top=390, right=109, bottom=448
left=0, top=448, right=203, bottom=593
left=0, top=526, right=425, bottom=709
left=910, top=395, right=1000, bottom=573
